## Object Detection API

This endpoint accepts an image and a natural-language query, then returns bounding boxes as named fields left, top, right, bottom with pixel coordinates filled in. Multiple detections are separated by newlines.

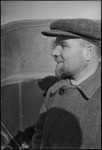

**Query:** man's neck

left=70, top=63, right=99, bottom=86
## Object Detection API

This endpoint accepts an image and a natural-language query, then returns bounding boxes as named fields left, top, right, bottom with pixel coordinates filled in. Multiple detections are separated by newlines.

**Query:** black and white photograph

left=1, top=1, right=101, bottom=149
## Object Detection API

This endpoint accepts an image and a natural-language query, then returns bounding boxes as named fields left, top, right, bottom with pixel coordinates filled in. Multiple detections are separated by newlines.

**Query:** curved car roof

left=1, top=19, right=56, bottom=86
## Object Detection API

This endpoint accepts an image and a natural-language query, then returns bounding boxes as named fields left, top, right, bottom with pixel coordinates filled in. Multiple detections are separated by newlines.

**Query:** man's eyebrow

left=55, top=40, right=68, bottom=45
left=59, top=41, right=70, bottom=46
left=60, top=41, right=68, bottom=44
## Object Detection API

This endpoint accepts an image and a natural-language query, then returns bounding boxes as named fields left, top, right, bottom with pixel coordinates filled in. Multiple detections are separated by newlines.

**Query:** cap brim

left=41, top=29, right=80, bottom=38
left=41, top=30, right=101, bottom=48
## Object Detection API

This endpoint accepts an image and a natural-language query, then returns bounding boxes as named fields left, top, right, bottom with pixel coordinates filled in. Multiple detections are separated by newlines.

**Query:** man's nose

left=51, top=46, right=61, bottom=57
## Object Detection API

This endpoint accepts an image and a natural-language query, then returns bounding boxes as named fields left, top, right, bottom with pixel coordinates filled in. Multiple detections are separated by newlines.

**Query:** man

left=32, top=19, right=101, bottom=149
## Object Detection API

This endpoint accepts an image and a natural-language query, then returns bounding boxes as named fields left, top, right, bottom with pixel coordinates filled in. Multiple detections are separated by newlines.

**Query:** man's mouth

left=54, top=58, right=64, bottom=67
left=54, top=59, right=63, bottom=63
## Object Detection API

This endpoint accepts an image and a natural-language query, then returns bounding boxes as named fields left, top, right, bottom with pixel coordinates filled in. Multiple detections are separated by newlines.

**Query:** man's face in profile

left=51, top=36, right=87, bottom=79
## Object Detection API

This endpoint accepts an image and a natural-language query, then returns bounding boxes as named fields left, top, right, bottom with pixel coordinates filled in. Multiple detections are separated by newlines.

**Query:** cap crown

left=50, top=19, right=101, bottom=40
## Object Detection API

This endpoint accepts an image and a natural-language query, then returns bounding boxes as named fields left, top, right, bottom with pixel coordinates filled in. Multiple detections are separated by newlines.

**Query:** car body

left=1, top=19, right=59, bottom=149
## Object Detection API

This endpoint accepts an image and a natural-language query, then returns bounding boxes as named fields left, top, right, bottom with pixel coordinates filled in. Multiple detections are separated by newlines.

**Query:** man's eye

left=61, top=44, right=70, bottom=48
left=61, top=45, right=66, bottom=48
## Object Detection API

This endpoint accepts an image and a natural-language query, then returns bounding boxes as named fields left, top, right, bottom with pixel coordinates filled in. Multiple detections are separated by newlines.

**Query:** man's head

left=41, top=19, right=101, bottom=79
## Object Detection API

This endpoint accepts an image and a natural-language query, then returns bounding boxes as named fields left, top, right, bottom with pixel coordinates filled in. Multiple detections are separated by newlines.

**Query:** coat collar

left=77, top=64, right=101, bottom=99
left=51, top=64, right=101, bottom=100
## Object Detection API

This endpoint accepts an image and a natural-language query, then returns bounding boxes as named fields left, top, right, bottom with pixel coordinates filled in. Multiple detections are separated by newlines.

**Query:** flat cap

left=42, top=18, right=101, bottom=48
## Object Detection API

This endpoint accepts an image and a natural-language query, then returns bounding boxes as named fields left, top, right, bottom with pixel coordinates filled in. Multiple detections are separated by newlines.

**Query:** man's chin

left=55, top=69, right=62, bottom=79
left=55, top=69, right=66, bottom=79
left=55, top=69, right=73, bottom=79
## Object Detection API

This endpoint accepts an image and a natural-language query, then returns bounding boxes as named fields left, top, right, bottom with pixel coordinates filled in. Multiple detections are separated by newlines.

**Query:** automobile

left=1, top=19, right=59, bottom=149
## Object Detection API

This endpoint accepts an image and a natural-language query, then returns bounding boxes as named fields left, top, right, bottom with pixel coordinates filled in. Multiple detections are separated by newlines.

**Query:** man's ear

left=84, top=45, right=94, bottom=62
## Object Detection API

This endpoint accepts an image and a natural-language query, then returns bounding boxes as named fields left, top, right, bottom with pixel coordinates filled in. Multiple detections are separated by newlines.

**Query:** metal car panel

left=1, top=19, right=59, bottom=148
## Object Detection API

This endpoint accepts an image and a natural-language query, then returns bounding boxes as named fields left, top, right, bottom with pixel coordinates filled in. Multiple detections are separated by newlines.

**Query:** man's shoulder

left=47, top=79, right=69, bottom=97
left=47, top=80, right=61, bottom=95
left=93, top=85, right=101, bottom=99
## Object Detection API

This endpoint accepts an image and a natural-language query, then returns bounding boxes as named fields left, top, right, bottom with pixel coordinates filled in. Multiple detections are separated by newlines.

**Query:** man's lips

left=54, top=59, right=63, bottom=63
left=56, top=61, right=63, bottom=67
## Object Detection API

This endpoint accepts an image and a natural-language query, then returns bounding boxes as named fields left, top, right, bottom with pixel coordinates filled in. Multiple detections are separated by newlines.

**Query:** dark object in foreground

left=1, top=76, right=59, bottom=149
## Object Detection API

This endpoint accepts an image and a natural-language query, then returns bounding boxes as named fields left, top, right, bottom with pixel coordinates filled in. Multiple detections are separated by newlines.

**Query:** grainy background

left=1, top=1, right=101, bottom=25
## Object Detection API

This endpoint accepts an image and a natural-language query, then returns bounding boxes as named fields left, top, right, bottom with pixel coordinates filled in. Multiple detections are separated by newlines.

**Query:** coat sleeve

left=31, top=86, right=53, bottom=149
